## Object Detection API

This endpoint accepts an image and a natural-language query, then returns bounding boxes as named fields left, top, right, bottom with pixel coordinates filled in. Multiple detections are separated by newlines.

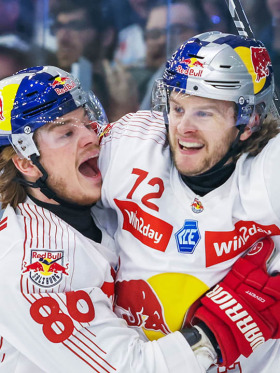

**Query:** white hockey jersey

left=0, top=198, right=211, bottom=373
left=93, top=110, right=280, bottom=373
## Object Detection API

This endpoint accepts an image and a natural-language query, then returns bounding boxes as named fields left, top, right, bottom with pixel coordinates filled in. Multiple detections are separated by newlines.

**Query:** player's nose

left=177, top=115, right=197, bottom=134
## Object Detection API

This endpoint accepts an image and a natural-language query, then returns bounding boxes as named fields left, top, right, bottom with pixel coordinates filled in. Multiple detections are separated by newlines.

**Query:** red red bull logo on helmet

left=177, top=57, right=204, bottom=77
left=50, top=77, right=76, bottom=95
left=22, top=249, right=69, bottom=288
left=0, top=92, right=5, bottom=121
left=251, top=46, right=272, bottom=82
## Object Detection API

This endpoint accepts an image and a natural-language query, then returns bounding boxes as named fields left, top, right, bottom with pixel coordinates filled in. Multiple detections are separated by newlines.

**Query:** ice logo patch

left=175, top=220, right=201, bottom=254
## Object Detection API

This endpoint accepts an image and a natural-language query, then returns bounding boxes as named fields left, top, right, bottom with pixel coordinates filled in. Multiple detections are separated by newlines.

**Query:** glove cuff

left=197, top=321, right=222, bottom=362
left=195, top=305, right=240, bottom=366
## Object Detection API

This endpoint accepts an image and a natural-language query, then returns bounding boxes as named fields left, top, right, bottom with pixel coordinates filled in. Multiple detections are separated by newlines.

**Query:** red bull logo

left=251, top=46, right=272, bottom=83
left=180, top=58, right=204, bottom=68
left=177, top=57, right=205, bottom=77
left=50, top=77, right=76, bottom=95
left=115, top=279, right=171, bottom=335
left=51, top=76, right=68, bottom=87
left=114, top=272, right=208, bottom=341
left=0, top=93, right=5, bottom=121
left=22, top=249, right=69, bottom=288
left=191, top=198, right=204, bottom=213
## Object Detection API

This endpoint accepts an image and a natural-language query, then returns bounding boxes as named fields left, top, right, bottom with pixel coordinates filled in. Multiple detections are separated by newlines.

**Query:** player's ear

left=12, top=154, right=41, bottom=179
left=240, top=113, right=260, bottom=141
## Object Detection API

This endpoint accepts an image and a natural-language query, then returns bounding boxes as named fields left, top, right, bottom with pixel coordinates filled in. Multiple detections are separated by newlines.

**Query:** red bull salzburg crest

left=22, top=249, right=69, bottom=288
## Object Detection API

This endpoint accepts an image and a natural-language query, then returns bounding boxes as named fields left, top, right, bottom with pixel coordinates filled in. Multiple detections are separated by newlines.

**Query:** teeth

left=85, top=153, right=98, bottom=162
left=179, top=141, right=203, bottom=149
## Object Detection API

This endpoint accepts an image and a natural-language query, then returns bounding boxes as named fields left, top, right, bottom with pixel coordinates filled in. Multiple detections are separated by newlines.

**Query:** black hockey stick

left=225, top=0, right=254, bottom=38
left=225, top=0, right=280, bottom=118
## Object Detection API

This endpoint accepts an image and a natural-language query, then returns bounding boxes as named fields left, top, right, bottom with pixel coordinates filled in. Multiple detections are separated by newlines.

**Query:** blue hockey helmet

left=0, top=65, right=108, bottom=158
left=153, top=31, right=275, bottom=128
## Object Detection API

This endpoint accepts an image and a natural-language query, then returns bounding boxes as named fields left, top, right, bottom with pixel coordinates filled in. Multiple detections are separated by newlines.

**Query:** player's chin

left=73, top=191, right=101, bottom=206
left=80, top=174, right=102, bottom=193
left=84, top=182, right=102, bottom=203
left=175, top=158, right=204, bottom=176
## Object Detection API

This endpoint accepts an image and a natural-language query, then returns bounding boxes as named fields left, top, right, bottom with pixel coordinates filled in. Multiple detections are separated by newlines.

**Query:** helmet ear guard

left=11, top=132, right=40, bottom=159
left=155, top=31, right=274, bottom=130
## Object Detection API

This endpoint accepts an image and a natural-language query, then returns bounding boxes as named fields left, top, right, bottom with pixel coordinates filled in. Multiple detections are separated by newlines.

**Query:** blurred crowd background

left=0, top=0, right=277, bottom=122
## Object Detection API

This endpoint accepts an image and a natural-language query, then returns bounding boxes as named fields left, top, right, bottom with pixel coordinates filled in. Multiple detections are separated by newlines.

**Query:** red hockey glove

left=192, top=236, right=280, bottom=367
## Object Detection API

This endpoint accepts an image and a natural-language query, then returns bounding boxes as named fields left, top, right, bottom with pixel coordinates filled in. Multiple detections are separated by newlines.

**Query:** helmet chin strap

left=15, top=154, right=93, bottom=210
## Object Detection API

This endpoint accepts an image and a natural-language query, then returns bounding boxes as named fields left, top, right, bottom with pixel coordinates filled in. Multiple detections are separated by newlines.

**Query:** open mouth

left=179, top=140, right=204, bottom=150
left=78, top=156, right=100, bottom=178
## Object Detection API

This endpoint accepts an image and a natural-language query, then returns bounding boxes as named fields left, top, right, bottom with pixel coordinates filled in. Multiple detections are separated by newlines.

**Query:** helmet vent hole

left=50, top=75, right=59, bottom=81
left=22, top=100, right=57, bottom=118
left=220, top=65, right=231, bottom=69
left=188, top=54, right=204, bottom=60
left=205, top=80, right=241, bottom=90
left=26, top=91, right=38, bottom=97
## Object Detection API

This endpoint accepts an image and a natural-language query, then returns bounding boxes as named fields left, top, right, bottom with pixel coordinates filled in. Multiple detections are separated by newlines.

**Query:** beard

left=45, top=173, right=100, bottom=206
left=169, top=129, right=238, bottom=177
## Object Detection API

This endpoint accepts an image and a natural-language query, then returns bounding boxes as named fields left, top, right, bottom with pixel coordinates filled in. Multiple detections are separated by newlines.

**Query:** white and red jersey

left=93, top=110, right=280, bottom=373
left=0, top=198, right=209, bottom=373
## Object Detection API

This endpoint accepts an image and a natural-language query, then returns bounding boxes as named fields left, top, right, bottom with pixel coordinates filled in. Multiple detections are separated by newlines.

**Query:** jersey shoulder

left=101, top=110, right=167, bottom=146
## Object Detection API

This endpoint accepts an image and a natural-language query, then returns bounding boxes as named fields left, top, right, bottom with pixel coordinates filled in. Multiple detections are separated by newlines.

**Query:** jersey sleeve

left=263, top=133, right=280, bottom=219
left=241, top=133, right=280, bottom=273
left=260, top=133, right=280, bottom=273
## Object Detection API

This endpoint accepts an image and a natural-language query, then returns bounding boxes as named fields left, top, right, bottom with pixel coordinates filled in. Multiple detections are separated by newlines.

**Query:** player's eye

left=62, top=131, right=73, bottom=138
left=196, top=111, right=212, bottom=117
left=173, top=105, right=184, bottom=114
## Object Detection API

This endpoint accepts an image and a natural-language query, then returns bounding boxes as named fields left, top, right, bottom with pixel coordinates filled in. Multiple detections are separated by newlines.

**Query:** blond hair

left=0, top=146, right=27, bottom=209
